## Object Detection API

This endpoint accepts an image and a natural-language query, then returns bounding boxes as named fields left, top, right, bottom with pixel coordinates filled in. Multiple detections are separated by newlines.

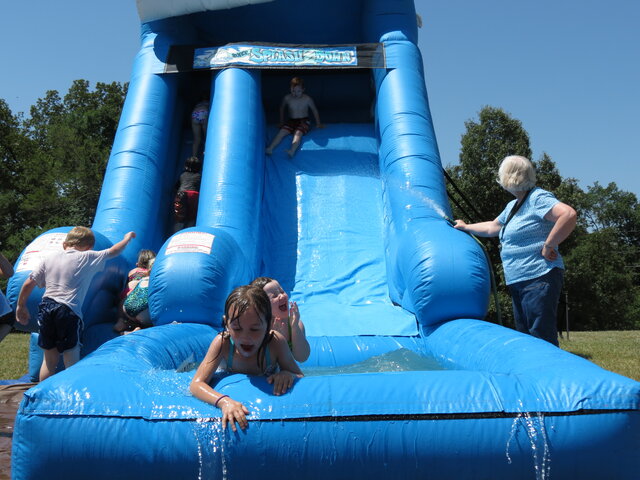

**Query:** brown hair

left=64, top=227, right=95, bottom=249
left=290, top=76, right=304, bottom=89
left=136, top=249, right=156, bottom=269
left=250, top=276, right=274, bottom=290
left=218, top=285, right=273, bottom=371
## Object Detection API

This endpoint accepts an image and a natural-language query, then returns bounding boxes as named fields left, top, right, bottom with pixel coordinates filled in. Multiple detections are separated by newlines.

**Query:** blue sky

left=1, top=0, right=638, bottom=197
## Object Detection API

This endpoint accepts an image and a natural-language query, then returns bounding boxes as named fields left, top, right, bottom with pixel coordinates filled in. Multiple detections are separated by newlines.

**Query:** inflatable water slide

left=8, top=1, right=639, bottom=478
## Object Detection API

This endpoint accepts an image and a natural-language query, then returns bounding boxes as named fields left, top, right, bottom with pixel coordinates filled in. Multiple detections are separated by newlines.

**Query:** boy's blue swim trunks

left=37, top=297, right=82, bottom=352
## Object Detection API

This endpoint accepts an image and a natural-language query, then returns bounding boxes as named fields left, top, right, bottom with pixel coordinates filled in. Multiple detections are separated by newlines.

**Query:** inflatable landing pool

left=8, top=1, right=639, bottom=478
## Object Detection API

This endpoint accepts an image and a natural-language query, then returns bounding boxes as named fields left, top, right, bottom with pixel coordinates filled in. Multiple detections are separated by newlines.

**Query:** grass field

left=0, top=330, right=638, bottom=381
left=559, top=330, right=640, bottom=381
left=0, top=332, right=30, bottom=380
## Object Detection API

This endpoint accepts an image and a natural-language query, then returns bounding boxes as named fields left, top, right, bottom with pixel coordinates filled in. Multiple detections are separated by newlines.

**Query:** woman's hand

left=219, top=397, right=250, bottom=432
left=267, top=370, right=297, bottom=396
left=453, top=219, right=468, bottom=231
left=542, top=244, right=558, bottom=261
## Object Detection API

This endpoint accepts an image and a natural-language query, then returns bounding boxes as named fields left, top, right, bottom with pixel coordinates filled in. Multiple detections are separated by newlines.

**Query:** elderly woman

left=454, top=155, right=577, bottom=346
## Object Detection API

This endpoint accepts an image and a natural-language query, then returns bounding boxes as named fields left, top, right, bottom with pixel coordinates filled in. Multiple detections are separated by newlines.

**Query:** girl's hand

left=289, top=301, right=299, bottom=325
left=267, top=370, right=297, bottom=396
left=219, top=397, right=250, bottom=432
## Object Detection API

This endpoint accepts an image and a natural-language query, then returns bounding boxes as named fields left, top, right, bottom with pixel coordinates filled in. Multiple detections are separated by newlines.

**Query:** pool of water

left=177, top=348, right=445, bottom=377
left=303, top=348, right=445, bottom=376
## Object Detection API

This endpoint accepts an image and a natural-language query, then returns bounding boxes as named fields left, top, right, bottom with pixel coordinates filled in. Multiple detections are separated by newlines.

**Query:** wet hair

left=64, top=227, right=95, bottom=249
left=290, top=76, right=304, bottom=89
left=250, top=276, right=274, bottom=290
left=498, top=155, right=537, bottom=192
left=219, top=285, right=273, bottom=371
left=136, top=249, right=156, bottom=269
left=184, top=156, right=201, bottom=173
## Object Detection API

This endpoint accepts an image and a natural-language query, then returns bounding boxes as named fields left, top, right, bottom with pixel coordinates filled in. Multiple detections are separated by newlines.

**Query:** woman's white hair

left=498, top=155, right=536, bottom=192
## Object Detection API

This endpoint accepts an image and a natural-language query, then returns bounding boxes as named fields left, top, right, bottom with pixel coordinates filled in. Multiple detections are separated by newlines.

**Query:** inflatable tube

left=150, top=227, right=253, bottom=326
left=374, top=40, right=489, bottom=324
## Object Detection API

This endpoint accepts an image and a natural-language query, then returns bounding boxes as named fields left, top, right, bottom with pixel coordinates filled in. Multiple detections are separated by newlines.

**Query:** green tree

left=562, top=182, right=640, bottom=329
left=564, top=229, right=639, bottom=330
left=0, top=80, right=127, bottom=262
left=0, top=99, right=37, bottom=258
left=448, top=106, right=532, bottom=222
left=578, top=182, right=640, bottom=250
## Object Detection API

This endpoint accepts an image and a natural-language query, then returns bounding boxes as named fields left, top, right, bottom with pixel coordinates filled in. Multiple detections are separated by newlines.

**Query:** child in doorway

left=174, top=156, right=202, bottom=231
left=121, top=258, right=155, bottom=334
left=16, top=227, right=135, bottom=381
left=265, top=76, right=323, bottom=158
left=114, top=249, right=156, bottom=333
left=191, top=94, right=210, bottom=158
left=250, top=276, right=310, bottom=362
left=190, top=285, right=303, bottom=432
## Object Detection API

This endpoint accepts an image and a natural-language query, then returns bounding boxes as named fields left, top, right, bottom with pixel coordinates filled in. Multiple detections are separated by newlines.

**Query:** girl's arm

left=289, top=302, right=310, bottom=362
left=190, top=335, right=250, bottom=431
left=267, top=331, right=303, bottom=396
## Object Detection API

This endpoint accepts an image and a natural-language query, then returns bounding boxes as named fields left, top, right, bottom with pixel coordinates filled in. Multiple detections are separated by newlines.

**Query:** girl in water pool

left=190, top=285, right=303, bottom=431
left=250, top=276, right=310, bottom=363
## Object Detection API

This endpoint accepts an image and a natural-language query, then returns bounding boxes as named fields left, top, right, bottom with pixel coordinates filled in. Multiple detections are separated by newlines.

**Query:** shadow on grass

left=570, top=352, right=593, bottom=361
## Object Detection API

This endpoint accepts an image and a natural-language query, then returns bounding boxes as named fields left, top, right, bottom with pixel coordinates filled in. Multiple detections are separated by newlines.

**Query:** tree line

left=1, top=83, right=638, bottom=330
left=1, top=80, right=127, bottom=261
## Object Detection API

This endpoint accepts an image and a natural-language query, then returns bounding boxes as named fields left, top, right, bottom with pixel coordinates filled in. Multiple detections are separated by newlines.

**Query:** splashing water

left=389, top=178, right=453, bottom=223
left=416, top=193, right=451, bottom=223
left=193, top=417, right=229, bottom=480
left=505, top=401, right=551, bottom=480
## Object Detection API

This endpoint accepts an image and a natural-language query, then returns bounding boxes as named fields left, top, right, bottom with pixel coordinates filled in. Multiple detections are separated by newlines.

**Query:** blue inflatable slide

left=7, top=1, right=639, bottom=478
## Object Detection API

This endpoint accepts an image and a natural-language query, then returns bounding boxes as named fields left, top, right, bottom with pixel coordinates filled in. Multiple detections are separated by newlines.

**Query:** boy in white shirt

left=16, top=227, right=135, bottom=380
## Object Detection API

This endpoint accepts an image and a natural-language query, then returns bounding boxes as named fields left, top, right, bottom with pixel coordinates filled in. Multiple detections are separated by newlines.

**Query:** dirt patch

left=0, top=383, right=36, bottom=480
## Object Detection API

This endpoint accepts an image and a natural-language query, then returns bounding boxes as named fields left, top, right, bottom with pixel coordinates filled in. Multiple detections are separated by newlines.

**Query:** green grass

left=0, top=331, right=30, bottom=380
left=0, top=330, right=638, bottom=382
left=559, top=330, right=640, bottom=381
